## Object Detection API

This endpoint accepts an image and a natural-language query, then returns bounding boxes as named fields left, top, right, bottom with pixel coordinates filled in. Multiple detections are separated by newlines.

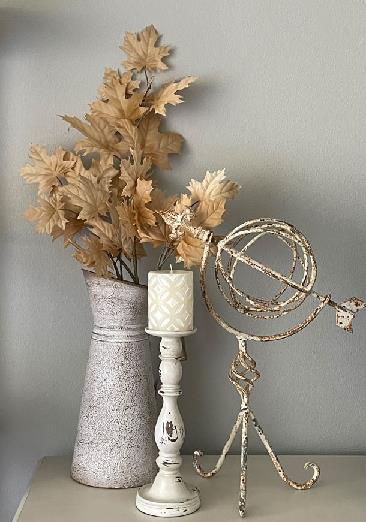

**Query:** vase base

left=136, top=484, right=200, bottom=517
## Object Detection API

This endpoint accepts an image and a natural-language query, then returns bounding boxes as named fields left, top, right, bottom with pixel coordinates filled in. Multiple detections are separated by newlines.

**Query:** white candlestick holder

left=136, top=328, right=200, bottom=518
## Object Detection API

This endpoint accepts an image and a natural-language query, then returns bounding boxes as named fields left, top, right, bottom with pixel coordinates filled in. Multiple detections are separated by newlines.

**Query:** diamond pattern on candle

left=148, top=273, right=193, bottom=332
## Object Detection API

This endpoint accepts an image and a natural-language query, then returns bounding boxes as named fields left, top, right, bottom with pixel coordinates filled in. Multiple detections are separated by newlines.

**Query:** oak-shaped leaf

left=21, top=145, right=75, bottom=195
left=121, top=25, right=170, bottom=72
left=74, top=236, right=112, bottom=277
left=24, top=192, right=67, bottom=234
left=149, top=76, right=198, bottom=116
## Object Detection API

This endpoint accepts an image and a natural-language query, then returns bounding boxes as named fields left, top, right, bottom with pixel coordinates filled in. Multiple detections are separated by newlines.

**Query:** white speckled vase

left=71, top=270, right=157, bottom=488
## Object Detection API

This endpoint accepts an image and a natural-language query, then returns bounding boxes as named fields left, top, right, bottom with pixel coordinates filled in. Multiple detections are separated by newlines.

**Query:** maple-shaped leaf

left=187, top=169, right=240, bottom=228
left=139, top=189, right=178, bottom=247
left=25, top=192, right=67, bottom=234
left=149, top=76, right=198, bottom=116
left=51, top=215, right=85, bottom=246
left=117, top=202, right=137, bottom=240
left=88, top=217, right=121, bottom=257
left=121, top=25, right=170, bottom=72
left=21, top=145, right=75, bottom=194
left=176, top=233, right=204, bottom=268
left=63, top=114, right=129, bottom=162
left=74, top=236, right=112, bottom=277
left=133, top=178, right=156, bottom=231
left=120, top=146, right=152, bottom=196
left=150, top=189, right=178, bottom=212
left=174, top=193, right=192, bottom=213
left=89, top=201, right=138, bottom=259
left=84, top=157, right=119, bottom=188
left=91, top=85, right=148, bottom=126
left=139, top=113, right=183, bottom=170
left=62, top=174, right=110, bottom=221
left=115, top=118, right=140, bottom=149
left=98, top=69, right=140, bottom=99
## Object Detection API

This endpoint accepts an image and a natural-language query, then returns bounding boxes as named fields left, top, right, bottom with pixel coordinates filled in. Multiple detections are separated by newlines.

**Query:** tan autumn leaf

left=133, top=178, right=155, bottom=230
left=150, top=189, right=177, bottom=211
left=117, top=202, right=137, bottom=239
left=120, top=146, right=152, bottom=196
left=89, top=201, right=137, bottom=259
left=91, top=85, right=148, bottom=126
left=24, top=192, right=67, bottom=234
left=187, top=169, right=240, bottom=228
left=62, top=174, right=110, bottom=221
left=176, top=233, right=204, bottom=268
left=74, top=236, right=112, bottom=277
left=149, top=76, right=198, bottom=116
left=188, top=169, right=240, bottom=202
left=115, top=118, right=140, bottom=149
left=63, top=154, right=86, bottom=183
left=21, top=145, right=75, bottom=194
left=98, top=69, right=140, bottom=99
left=51, top=215, right=85, bottom=246
left=121, top=25, right=170, bottom=72
left=63, top=114, right=129, bottom=161
left=83, top=157, right=119, bottom=189
left=88, top=217, right=121, bottom=257
left=174, top=193, right=192, bottom=213
left=139, top=189, right=177, bottom=247
left=139, top=113, right=183, bottom=170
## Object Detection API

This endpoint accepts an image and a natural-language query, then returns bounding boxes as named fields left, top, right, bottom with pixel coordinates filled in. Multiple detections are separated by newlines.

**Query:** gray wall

left=1, top=1, right=366, bottom=520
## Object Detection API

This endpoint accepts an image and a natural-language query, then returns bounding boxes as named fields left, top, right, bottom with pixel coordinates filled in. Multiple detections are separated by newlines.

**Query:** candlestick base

left=136, top=483, right=200, bottom=518
left=136, top=328, right=200, bottom=517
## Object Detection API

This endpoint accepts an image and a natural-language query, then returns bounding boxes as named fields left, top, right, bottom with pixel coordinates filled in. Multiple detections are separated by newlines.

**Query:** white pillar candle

left=148, top=269, right=194, bottom=332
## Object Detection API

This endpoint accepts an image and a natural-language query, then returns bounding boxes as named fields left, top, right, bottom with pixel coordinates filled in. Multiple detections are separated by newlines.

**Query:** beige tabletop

left=15, top=455, right=366, bottom=521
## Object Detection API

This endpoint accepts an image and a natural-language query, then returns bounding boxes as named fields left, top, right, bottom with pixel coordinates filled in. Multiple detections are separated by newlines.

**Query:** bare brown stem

left=118, top=254, right=137, bottom=283
left=132, top=238, right=139, bottom=284
left=109, top=254, right=121, bottom=280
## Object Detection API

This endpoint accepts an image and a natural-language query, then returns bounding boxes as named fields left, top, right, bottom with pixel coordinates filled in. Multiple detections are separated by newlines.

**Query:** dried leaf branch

left=21, top=25, right=240, bottom=280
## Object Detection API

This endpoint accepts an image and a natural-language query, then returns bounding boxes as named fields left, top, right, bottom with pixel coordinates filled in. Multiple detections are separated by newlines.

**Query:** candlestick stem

left=136, top=330, right=200, bottom=518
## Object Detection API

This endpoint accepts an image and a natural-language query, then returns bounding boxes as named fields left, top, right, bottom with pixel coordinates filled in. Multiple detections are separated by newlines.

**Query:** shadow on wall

left=181, top=169, right=366, bottom=455
left=0, top=7, right=84, bottom=53
left=0, top=7, right=88, bottom=522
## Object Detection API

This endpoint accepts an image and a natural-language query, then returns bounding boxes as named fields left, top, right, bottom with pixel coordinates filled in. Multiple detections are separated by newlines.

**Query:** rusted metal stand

left=193, top=338, right=320, bottom=518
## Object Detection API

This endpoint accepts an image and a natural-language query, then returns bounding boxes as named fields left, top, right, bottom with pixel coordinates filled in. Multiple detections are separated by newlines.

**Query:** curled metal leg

left=193, top=408, right=244, bottom=478
left=250, top=410, right=320, bottom=490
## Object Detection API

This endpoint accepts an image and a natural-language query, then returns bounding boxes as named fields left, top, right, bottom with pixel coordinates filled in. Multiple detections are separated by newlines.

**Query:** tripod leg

left=239, top=394, right=249, bottom=518
left=193, top=408, right=243, bottom=477
left=249, top=410, right=320, bottom=490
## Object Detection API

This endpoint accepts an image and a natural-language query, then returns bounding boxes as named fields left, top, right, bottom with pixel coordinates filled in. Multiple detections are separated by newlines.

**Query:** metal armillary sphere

left=160, top=208, right=365, bottom=518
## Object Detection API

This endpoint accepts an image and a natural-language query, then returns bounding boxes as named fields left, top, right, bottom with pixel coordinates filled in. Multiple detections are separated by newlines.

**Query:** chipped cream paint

left=160, top=209, right=364, bottom=517
left=136, top=330, right=200, bottom=517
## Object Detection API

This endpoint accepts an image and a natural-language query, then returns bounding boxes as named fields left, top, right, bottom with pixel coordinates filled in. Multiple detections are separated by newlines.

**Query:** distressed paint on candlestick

left=136, top=331, right=200, bottom=517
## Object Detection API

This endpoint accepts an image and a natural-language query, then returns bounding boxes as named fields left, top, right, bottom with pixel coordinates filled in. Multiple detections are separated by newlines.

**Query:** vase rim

left=82, top=269, right=147, bottom=289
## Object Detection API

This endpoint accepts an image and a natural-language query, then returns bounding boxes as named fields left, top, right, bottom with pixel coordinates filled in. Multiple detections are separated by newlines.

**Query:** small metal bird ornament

left=160, top=208, right=364, bottom=518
